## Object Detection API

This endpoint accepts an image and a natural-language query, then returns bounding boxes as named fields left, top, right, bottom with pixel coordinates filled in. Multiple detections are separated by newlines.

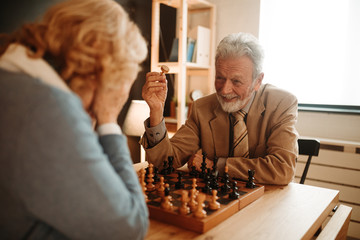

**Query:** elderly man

left=141, top=32, right=298, bottom=185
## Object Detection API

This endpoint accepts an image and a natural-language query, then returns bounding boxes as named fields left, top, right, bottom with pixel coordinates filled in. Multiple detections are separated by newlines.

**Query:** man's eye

left=232, top=80, right=242, bottom=85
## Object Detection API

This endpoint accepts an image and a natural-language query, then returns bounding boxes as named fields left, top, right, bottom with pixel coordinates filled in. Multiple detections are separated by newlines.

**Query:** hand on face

left=142, top=72, right=168, bottom=126
left=70, top=57, right=136, bottom=126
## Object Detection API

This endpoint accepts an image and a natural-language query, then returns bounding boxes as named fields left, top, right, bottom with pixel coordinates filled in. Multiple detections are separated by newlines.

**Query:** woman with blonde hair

left=0, top=0, right=149, bottom=239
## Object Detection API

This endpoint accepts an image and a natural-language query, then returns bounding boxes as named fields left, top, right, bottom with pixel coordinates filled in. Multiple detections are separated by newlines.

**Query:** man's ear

left=254, top=73, right=264, bottom=91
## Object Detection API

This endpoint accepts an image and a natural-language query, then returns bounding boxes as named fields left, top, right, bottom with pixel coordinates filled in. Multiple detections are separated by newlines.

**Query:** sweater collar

left=0, top=44, right=70, bottom=92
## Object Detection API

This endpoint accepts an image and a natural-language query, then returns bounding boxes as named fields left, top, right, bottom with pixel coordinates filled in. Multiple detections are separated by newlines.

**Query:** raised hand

left=142, top=70, right=168, bottom=127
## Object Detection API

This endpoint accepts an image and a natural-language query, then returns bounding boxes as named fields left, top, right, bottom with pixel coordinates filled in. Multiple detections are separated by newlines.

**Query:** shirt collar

left=241, top=91, right=255, bottom=114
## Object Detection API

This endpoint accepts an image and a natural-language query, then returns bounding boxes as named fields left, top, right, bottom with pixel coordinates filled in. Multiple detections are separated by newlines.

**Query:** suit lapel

left=247, top=85, right=266, bottom=155
left=209, top=104, right=230, bottom=158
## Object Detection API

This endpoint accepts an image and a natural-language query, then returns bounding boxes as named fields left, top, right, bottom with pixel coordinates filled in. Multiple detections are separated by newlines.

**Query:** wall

left=207, top=0, right=360, bottom=142
left=207, top=0, right=360, bottom=238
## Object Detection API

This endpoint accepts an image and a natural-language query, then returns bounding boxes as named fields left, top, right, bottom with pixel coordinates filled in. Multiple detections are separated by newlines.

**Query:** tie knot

left=232, top=110, right=246, bottom=121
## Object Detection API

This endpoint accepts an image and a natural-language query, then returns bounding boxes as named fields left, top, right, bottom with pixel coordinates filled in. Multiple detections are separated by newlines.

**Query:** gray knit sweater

left=0, top=69, right=148, bottom=240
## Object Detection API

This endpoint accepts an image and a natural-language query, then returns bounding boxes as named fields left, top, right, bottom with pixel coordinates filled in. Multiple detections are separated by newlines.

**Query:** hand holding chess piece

left=142, top=65, right=169, bottom=127
left=160, top=65, right=169, bottom=75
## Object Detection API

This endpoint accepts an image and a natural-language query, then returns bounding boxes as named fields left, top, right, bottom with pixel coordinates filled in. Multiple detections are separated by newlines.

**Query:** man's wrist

left=149, top=110, right=164, bottom=127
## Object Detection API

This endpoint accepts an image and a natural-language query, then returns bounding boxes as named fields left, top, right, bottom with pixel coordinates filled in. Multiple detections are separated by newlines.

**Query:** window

left=259, top=0, right=360, bottom=109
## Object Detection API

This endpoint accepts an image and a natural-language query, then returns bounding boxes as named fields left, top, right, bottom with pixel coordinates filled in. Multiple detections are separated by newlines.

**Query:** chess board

left=144, top=170, right=264, bottom=233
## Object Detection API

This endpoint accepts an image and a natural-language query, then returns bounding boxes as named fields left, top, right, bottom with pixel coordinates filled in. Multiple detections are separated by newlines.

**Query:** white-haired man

left=141, top=32, right=298, bottom=185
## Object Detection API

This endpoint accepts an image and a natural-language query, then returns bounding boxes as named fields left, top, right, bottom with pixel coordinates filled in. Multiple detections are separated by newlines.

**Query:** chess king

left=141, top=32, right=298, bottom=185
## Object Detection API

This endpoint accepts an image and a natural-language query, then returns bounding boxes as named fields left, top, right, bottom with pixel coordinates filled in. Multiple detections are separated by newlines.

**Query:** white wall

left=209, top=0, right=360, bottom=143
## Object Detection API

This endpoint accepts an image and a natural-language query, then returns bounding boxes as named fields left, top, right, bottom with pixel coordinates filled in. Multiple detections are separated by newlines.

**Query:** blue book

left=187, top=38, right=195, bottom=62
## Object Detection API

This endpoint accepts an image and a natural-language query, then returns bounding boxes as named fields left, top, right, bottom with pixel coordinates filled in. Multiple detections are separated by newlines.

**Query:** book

left=189, top=26, right=210, bottom=66
left=187, top=38, right=196, bottom=62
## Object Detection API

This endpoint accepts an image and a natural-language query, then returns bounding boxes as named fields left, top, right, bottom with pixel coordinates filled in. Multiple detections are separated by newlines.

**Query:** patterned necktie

left=231, top=110, right=249, bottom=158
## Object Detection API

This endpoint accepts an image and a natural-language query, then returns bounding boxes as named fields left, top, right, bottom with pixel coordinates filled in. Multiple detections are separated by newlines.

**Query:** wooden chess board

left=143, top=170, right=264, bottom=233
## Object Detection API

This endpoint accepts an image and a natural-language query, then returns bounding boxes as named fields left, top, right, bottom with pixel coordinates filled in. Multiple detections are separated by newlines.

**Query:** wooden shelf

left=157, top=0, right=213, bottom=10
left=155, top=62, right=210, bottom=74
left=151, top=0, right=216, bottom=129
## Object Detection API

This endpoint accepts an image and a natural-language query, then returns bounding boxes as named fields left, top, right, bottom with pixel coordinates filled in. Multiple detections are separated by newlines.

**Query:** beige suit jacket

left=141, top=84, right=298, bottom=185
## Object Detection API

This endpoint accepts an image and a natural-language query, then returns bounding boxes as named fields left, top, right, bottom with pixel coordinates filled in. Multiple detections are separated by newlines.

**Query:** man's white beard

left=216, top=92, right=253, bottom=113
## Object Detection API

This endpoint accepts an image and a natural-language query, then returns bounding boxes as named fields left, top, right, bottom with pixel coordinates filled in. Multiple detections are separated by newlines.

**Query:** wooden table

left=145, top=183, right=339, bottom=240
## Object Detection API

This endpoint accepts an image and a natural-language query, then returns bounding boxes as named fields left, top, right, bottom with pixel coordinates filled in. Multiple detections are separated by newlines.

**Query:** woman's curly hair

left=0, top=0, right=147, bottom=87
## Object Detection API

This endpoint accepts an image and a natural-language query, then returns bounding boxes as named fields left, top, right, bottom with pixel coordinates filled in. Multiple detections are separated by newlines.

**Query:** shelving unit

left=151, top=0, right=216, bottom=128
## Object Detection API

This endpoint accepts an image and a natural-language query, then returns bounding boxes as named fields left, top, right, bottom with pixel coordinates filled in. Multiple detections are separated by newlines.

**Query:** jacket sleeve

left=16, top=88, right=148, bottom=240
left=140, top=100, right=202, bottom=170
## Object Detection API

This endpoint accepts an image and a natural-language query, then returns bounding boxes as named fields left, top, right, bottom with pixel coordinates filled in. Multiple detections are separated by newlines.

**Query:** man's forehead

left=215, top=56, right=254, bottom=74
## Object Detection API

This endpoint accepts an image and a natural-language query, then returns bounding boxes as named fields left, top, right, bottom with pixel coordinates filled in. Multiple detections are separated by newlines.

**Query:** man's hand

left=187, top=150, right=214, bottom=171
left=142, top=72, right=168, bottom=127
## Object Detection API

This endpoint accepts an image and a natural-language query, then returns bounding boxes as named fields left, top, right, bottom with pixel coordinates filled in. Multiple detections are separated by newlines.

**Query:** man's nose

left=221, top=79, right=233, bottom=95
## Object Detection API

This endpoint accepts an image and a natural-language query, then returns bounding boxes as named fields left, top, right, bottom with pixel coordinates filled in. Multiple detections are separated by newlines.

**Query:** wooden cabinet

left=151, top=0, right=216, bottom=128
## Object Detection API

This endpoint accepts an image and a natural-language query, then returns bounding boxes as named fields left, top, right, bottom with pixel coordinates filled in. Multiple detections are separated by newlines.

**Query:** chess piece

left=229, top=181, right=240, bottom=199
left=212, top=156, right=218, bottom=175
left=191, top=178, right=198, bottom=193
left=199, top=152, right=207, bottom=179
left=189, top=165, right=198, bottom=177
left=167, top=156, right=175, bottom=174
left=202, top=179, right=212, bottom=194
left=210, top=173, right=219, bottom=190
left=175, top=171, right=184, bottom=189
left=146, top=163, right=155, bottom=191
left=139, top=168, right=148, bottom=202
left=221, top=165, right=230, bottom=183
left=160, top=65, right=169, bottom=75
left=157, top=176, right=165, bottom=197
left=208, top=190, right=220, bottom=210
left=160, top=160, right=168, bottom=175
left=194, top=193, right=207, bottom=219
left=161, top=183, right=173, bottom=211
left=246, top=169, right=256, bottom=189
left=189, top=178, right=198, bottom=212
left=179, top=190, right=190, bottom=215
left=153, top=167, right=160, bottom=182
left=221, top=165, right=231, bottom=193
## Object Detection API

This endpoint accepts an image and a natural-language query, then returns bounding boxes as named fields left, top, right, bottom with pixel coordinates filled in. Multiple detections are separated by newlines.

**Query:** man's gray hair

left=215, top=32, right=264, bottom=80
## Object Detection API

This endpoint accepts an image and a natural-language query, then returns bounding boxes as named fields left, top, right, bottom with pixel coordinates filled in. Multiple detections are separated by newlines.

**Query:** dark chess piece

left=175, top=171, right=185, bottom=189
left=212, top=156, right=218, bottom=175
left=167, top=156, right=175, bottom=174
left=220, top=176, right=231, bottom=193
left=210, top=174, right=219, bottom=190
left=153, top=167, right=160, bottom=182
left=199, top=152, right=207, bottom=178
left=189, top=166, right=198, bottom=177
left=164, top=183, right=171, bottom=196
left=202, top=179, right=212, bottom=194
left=246, top=169, right=256, bottom=189
left=160, top=160, right=168, bottom=175
left=229, top=181, right=240, bottom=199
